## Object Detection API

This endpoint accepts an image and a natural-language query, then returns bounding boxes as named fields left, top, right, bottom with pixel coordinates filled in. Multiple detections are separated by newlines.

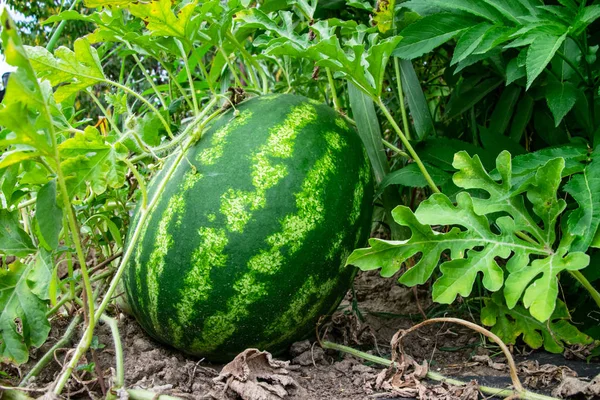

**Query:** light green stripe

left=220, top=103, right=317, bottom=233
left=176, top=227, right=228, bottom=327
left=263, top=276, right=337, bottom=345
left=197, top=110, right=252, bottom=165
left=197, top=130, right=347, bottom=351
left=145, top=171, right=202, bottom=332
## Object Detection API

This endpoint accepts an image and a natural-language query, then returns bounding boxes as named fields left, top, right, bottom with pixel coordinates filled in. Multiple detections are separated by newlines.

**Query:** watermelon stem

left=321, top=340, right=558, bottom=400
left=376, top=97, right=440, bottom=194
left=326, top=68, right=343, bottom=112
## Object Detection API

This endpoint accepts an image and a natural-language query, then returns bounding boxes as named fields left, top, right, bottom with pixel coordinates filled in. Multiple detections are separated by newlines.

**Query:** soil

left=3, top=270, right=600, bottom=399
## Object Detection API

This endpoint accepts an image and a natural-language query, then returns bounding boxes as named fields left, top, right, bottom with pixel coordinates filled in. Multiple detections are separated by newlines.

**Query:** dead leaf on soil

left=552, top=373, right=600, bottom=399
left=517, top=360, right=577, bottom=389
left=472, top=355, right=507, bottom=371
left=212, top=349, right=305, bottom=400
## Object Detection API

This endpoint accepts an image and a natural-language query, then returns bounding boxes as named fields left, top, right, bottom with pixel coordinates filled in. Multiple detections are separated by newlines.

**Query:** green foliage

left=481, top=293, right=593, bottom=353
left=0, top=260, right=52, bottom=364
left=348, top=149, right=593, bottom=327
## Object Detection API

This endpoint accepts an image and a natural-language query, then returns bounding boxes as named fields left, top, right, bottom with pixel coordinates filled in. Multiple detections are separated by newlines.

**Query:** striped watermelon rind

left=124, top=94, right=374, bottom=361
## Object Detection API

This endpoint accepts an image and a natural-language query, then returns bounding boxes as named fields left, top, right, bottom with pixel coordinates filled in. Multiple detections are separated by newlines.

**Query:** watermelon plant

left=1, top=0, right=600, bottom=398
left=123, top=94, right=374, bottom=360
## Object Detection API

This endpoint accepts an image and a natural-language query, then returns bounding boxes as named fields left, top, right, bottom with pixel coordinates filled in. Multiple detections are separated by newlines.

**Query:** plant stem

left=320, top=341, right=559, bottom=400
left=225, top=31, right=268, bottom=94
left=110, top=81, right=174, bottom=139
left=127, top=390, right=184, bottom=400
left=20, top=315, right=82, bottom=386
left=175, top=39, right=199, bottom=115
left=326, top=68, right=342, bottom=112
left=86, top=89, right=122, bottom=135
left=46, top=0, right=81, bottom=52
left=130, top=52, right=168, bottom=110
left=393, top=58, right=411, bottom=141
left=123, top=158, right=148, bottom=210
left=100, top=315, right=124, bottom=390
left=382, top=139, right=410, bottom=159
left=569, top=270, right=600, bottom=311
left=376, top=97, right=440, bottom=193
left=157, top=60, right=194, bottom=111
left=555, top=50, right=588, bottom=85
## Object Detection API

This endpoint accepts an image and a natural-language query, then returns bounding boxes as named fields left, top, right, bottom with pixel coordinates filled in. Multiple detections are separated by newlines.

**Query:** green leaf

left=393, top=13, right=478, bottom=60
left=505, top=57, right=526, bottom=86
left=378, top=163, right=450, bottom=192
left=564, top=147, right=600, bottom=252
left=489, top=85, right=521, bottom=136
left=572, top=5, right=600, bottom=35
left=348, top=83, right=389, bottom=184
left=128, top=0, right=197, bottom=39
left=0, top=150, right=41, bottom=170
left=446, top=77, right=503, bottom=119
left=35, top=180, right=63, bottom=251
left=403, top=0, right=506, bottom=23
left=28, top=250, right=56, bottom=303
left=0, top=210, right=35, bottom=257
left=26, top=38, right=105, bottom=102
left=365, top=36, right=403, bottom=96
left=59, top=126, right=128, bottom=197
left=0, top=260, right=51, bottom=364
left=398, top=60, right=435, bottom=140
left=481, top=293, right=593, bottom=353
left=525, top=33, right=566, bottom=89
left=545, top=78, right=578, bottom=127
left=509, top=94, right=534, bottom=142
left=0, top=11, right=54, bottom=155
left=84, top=0, right=136, bottom=6
left=451, top=22, right=494, bottom=66
left=417, top=137, right=497, bottom=171
left=347, top=151, right=588, bottom=322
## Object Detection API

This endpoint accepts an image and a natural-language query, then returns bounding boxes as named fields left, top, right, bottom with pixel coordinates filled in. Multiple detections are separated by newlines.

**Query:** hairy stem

left=46, top=0, right=81, bottom=52
left=176, top=39, right=199, bottom=115
left=131, top=52, right=168, bottom=110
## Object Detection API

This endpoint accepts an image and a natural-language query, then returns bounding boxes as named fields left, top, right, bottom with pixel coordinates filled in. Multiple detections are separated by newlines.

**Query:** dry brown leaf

left=213, top=349, right=305, bottom=400
left=471, top=355, right=507, bottom=371
left=552, top=373, right=600, bottom=399
left=518, top=360, right=577, bottom=389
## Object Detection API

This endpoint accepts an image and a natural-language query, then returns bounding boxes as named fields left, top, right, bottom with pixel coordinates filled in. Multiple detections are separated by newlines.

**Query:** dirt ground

left=4, top=270, right=600, bottom=399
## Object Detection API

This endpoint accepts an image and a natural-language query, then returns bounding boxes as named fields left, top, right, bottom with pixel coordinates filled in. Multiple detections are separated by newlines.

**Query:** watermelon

left=123, top=94, right=374, bottom=361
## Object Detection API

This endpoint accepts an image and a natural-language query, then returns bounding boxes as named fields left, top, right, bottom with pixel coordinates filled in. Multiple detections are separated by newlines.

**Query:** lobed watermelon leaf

left=347, top=150, right=590, bottom=323
left=481, top=293, right=594, bottom=353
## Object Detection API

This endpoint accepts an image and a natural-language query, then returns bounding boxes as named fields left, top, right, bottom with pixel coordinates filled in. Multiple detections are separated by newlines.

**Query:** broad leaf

left=128, top=0, right=198, bottom=39
left=347, top=151, right=590, bottom=322
left=378, top=163, right=450, bottom=192
left=564, top=147, right=600, bottom=252
left=26, top=38, right=106, bottom=102
left=526, top=33, right=566, bottom=89
left=481, top=293, right=593, bottom=353
left=0, top=260, right=51, bottom=364
left=403, top=0, right=507, bottom=23
left=451, top=22, right=493, bottom=66
left=393, top=13, right=478, bottom=60
left=546, top=78, right=578, bottom=126
left=59, top=127, right=128, bottom=197
left=0, top=210, right=35, bottom=257
left=35, top=180, right=63, bottom=251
